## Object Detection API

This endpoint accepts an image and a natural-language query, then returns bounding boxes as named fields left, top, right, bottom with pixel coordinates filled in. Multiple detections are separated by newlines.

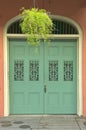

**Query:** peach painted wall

left=0, top=0, right=86, bottom=116
left=73, top=7, right=86, bottom=116
left=0, top=25, right=4, bottom=116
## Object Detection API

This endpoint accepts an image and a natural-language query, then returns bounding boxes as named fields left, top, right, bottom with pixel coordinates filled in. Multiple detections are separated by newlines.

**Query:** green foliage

left=20, top=8, right=53, bottom=46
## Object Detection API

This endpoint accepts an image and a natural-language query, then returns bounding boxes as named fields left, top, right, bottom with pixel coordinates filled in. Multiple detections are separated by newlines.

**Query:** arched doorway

left=4, top=15, right=82, bottom=116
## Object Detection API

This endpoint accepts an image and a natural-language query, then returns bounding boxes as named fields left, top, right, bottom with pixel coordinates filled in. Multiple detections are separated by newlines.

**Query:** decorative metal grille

left=14, top=60, right=24, bottom=81
left=64, top=61, right=73, bottom=81
left=49, top=61, right=58, bottom=81
left=7, top=19, right=78, bottom=34
left=52, top=20, right=78, bottom=34
left=7, top=20, right=22, bottom=34
left=29, top=61, right=39, bottom=81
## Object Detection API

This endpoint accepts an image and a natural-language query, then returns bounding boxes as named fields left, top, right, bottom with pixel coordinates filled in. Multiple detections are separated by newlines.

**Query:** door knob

left=44, top=85, right=46, bottom=93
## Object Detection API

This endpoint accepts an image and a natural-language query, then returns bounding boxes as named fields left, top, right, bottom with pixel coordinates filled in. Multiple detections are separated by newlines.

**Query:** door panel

left=9, top=39, right=44, bottom=114
left=10, top=38, right=77, bottom=114
left=44, top=39, right=77, bottom=114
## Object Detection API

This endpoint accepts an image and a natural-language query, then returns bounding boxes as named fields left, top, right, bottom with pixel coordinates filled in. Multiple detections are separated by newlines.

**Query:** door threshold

left=9, top=114, right=78, bottom=118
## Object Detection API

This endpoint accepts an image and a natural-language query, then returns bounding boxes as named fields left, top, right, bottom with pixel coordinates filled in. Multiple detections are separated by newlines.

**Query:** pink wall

left=0, top=0, right=86, bottom=116
left=0, top=26, right=4, bottom=116
left=73, top=7, right=86, bottom=116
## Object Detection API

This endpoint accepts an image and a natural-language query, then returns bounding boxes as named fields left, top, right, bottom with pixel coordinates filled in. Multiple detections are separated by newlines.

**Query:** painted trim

left=6, top=34, right=80, bottom=38
left=4, top=15, right=82, bottom=116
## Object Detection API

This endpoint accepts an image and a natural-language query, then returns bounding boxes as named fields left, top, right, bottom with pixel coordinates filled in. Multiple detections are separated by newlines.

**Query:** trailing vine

left=20, top=8, right=53, bottom=46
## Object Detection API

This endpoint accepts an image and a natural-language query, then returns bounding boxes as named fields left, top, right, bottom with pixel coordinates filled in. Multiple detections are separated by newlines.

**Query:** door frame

left=4, top=15, right=82, bottom=116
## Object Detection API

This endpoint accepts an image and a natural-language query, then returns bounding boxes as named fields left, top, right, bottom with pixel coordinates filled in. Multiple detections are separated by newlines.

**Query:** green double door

left=9, top=38, right=77, bottom=114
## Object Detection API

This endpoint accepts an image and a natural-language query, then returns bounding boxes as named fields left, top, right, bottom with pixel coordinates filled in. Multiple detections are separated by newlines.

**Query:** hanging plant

left=20, top=8, right=53, bottom=46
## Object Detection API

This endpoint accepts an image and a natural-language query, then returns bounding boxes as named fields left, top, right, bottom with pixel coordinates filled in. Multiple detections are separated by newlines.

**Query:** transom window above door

left=7, top=19, right=79, bottom=35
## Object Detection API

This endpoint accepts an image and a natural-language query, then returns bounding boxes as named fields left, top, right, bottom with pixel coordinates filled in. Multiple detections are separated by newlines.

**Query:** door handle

left=44, top=85, right=46, bottom=93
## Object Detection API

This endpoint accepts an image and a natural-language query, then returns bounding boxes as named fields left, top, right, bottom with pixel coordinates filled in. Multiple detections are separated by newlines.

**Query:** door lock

left=44, top=85, right=46, bottom=93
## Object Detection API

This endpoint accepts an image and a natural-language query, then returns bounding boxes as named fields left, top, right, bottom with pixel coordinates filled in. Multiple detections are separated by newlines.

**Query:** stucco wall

left=0, top=0, right=86, bottom=116
left=73, top=4, right=86, bottom=117
left=0, top=26, right=4, bottom=116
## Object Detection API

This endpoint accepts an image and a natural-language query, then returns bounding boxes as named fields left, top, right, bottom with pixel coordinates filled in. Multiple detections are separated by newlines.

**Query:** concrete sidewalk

left=0, top=115, right=86, bottom=130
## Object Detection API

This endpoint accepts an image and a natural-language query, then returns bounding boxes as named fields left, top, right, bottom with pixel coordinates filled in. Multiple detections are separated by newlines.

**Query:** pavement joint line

left=75, top=117, right=81, bottom=130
